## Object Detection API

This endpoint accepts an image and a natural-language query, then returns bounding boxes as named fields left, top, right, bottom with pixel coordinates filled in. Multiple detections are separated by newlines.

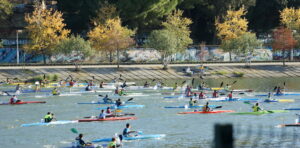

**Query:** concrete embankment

left=0, top=62, right=300, bottom=81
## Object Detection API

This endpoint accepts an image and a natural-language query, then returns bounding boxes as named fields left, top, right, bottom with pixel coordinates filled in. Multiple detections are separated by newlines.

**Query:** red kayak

left=78, top=116, right=137, bottom=122
left=178, top=110, right=235, bottom=114
left=0, top=101, right=46, bottom=105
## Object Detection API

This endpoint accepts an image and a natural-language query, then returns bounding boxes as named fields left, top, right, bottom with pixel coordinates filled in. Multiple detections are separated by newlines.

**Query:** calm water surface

left=1, top=77, right=300, bottom=148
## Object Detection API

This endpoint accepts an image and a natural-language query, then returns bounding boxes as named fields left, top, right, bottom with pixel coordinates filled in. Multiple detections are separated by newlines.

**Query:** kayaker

left=276, top=87, right=282, bottom=95
left=106, top=107, right=112, bottom=114
left=212, top=90, right=218, bottom=98
left=121, top=81, right=127, bottom=88
left=252, top=103, right=261, bottom=112
left=189, top=98, right=195, bottom=106
left=116, top=99, right=123, bottom=107
left=10, top=95, right=21, bottom=104
left=69, top=80, right=75, bottom=87
left=75, top=133, right=92, bottom=147
left=144, top=81, right=149, bottom=88
left=44, top=112, right=53, bottom=123
left=85, top=84, right=92, bottom=91
left=202, top=102, right=210, bottom=112
left=35, top=81, right=40, bottom=91
left=295, top=114, right=300, bottom=123
left=52, top=88, right=60, bottom=96
left=108, top=137, right=117, bottom=148
left=224, top=84, right=231, bottom=91
left=227, top=91, right=233, bottom=100
left=199, top=91, right=205, bottom=99
left=99, top=109, right=106, bottom=119
left=103, top=95, right=113, bottom=103
left=115, top=87, right=119, bottom=95
left=99, top=81, right=104, bottom=88
left=118, top=88, right=126, bottom=96
left=123, top=123, right=137, bottom=137
left=15, top=84, right=21, bottom=94
left=265, top=92, right=273, bottom=102
left=173, top=82, right=178, bottom=90
left=192, top=93, right=197, bottom=99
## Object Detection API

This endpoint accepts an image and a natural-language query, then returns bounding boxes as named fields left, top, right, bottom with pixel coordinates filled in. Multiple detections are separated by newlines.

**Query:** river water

left=1, top=77, right=300, bottom=148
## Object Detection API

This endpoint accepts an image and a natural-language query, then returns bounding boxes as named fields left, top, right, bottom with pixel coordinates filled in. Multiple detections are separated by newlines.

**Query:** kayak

left=21, top=120, right=78, bottom=127
left=178, top=110, right=235, bottom=114
left=0, top=101, right=46, bottom=105
left=92, top=134, right=166, bottom=142
left=96, top=105, right=144, bottom=110
left=256, top=93, right=300, bottom=97
left=245, top=99, right=294, bottom=103
left=284, top=108, right=300, bottom=110
left=35, top=93, right=82, bottom=98
left=206, top=97, right=259, bottom=102
left=5, top=89, right=52, bottom=93
left=78, top=116, right=137, bottom=122
left=278, top=123, right=300, bottom=127
left=231, top=110, right=289, bottom=115
left=64, top=144, right=106, bottom=148
left=84, top=113, right=135, bottom=118
left=164, top=105, right=221, bottom=109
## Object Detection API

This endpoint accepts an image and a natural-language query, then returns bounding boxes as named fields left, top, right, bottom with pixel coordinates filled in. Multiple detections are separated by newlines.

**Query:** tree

left=272, top=27, right=297, bottom=66
left=92, top=1, right=118, bottom=26
left=146, top=29, right=177, bottom=69
left=24, top=2, right=70, bottom=64
left=116, top=0, right=180, bottom=32
left=88, top=18, right=135, bottom=68
left=216, top=7, right=248, bottom=61
left=0, top=0, right=13, bottom=21
left=147, top=10, right=192, bottom=69
left=54, top=35, right=93, bottom=59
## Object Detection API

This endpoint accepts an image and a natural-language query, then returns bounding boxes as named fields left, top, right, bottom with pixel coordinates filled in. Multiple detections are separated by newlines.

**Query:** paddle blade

left=232, top=81, right=237, bottom=85
left=220, top=82, right=224, bottom=87
left=243, top=101, right=251, bottom=105
left=127, top=98, right=133, bottom=102
left=71, top=128, right=78, bottom=134
left=284, top=82, right=286, bottom=86
left=215, top=106, right=222, bottom=109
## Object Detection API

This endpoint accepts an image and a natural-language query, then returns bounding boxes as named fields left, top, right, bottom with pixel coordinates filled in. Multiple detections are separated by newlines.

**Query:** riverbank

left=1, top=62, right=300, bottom=81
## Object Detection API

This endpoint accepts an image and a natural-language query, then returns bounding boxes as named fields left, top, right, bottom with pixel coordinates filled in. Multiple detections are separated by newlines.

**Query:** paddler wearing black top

left=76, top=133, right=92, bottom=147
left=202, top=102, right=210, bottom=112
left=100, top=81, right=104, bottom=88
left=116, top=99, right=122, bottom=107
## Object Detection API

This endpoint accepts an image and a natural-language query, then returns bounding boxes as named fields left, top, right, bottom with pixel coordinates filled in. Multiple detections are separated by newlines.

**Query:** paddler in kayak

left=52, top=88, right=60, bottom=96
left=212, top=90, right=218, bottom=98
left=252, top=103, right=262, bottom=112
left=224, top=84, right=231, bottom=91
left=99, top=110, right=106, bottom=119
left=144, top=81, right=150, bottom=88
left=9, top=95, right=21, bottom=104
left=75, top=133, right=92, bottom=147
left=106, top=107, right=112, bottom=115
left=99, top=81, right=104, bottom=88
left=116, top=99, right=123, bottom=107
left=15, top=84, right=22, bottom=95
left=102, top=95, right=113, bottom=103
left=264, top=92, right=274, bottom=102
left=199, top=91, right=206, bottom=99
left=185, top=85, right=192, bottom=97
left=115, top=87, right=119, bottom=95
left=108, top=137, right=117, bottom=148
left=118, top=88, right=126, bottom=96
left=44, top=112, right=53, bottom=123
left=276, top=87, right=282, bottom=95
left=189, top=98, right=196, bottom=106
left=227, top=91, right=233, bottom=101
left=85, top=84, right=92, bottom=91
left=202, top=102, right=210, bottom=112
left=123, top=123, right=138, bottom=137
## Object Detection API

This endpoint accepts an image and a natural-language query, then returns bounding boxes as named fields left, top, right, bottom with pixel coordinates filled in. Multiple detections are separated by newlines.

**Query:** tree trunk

left=162, top=53, right=168, bottom=70
left=42, top=54, right=46, bottom=64
left=229, top=52, right=232, bottom=61
left=282, top=49, right=286, bottom=66
left=117, top=49, right=120, bottom=69
left=290, top=49, right=294, bottom=61
left=109, top=51, right=112, bottom=63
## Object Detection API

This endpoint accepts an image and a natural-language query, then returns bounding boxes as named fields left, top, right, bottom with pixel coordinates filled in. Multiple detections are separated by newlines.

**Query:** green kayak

left=231, top=110, right=289, bottom=115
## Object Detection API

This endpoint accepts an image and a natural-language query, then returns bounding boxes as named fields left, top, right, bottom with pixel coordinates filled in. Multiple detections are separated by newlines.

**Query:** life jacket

left=213, top=92, right=217, bottom=98
left=10, top=98, right=14, bottom=104
left=228, top=93, right=232, bottom=99
left=69, top=81, right=74, bottom=87
left=115, top=89, right=119, bottom=94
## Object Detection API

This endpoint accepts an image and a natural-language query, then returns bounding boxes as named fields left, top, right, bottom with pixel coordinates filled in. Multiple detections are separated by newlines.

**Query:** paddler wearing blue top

left=99, top=109, right=106, bottom=119
left=252, top=103, right=261, bottom=112
left=116, top=98, right=123, bottom=107
left=102, top=94, right=113, bottom=103
left=123, top=123, right=137, bottom=137
left=75, top=133, right=92, bottom=147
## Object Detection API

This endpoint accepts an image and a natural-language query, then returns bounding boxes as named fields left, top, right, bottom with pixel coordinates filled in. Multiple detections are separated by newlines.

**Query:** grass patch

left=26, top=74, right=59, bottom=83
left=232, top=72, right=244, bottom=77
left=211, top=70, right=228, bottom=75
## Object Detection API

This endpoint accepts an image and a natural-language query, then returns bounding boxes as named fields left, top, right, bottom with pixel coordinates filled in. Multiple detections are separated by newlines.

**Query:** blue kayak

left=92, top=134, right=166, bottom=142
left=5, top=89, right=52, bottom=93
left=21, top=120, right=78, bottom=127
left=96, top=105, right=144, bottom=110
left=256, top=93, right=300, bottom=97
left=209, top=98, right=259, bottom=102
left=78, top=101, right=134, bottom=105
left=284, top=108, right=300, bottom=110
left=164, top=105, right=220, bottom=109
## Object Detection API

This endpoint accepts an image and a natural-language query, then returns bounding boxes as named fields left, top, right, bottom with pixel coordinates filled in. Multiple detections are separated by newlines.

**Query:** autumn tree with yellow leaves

left=216, top=7, right=260, bottom=62
left=88, top=18, right=135, bottom=68
left=24, top=2, right=70, bottom=64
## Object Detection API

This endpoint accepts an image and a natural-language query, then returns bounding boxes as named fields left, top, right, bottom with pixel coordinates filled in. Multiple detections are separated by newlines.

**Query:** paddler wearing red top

left=199, top=91, right=205, bottom=99
left=227, top=91, right=233, bottom=100
left=212, top=90, right=218, bottom=98
left=10, top=95, right=21, bottom=104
